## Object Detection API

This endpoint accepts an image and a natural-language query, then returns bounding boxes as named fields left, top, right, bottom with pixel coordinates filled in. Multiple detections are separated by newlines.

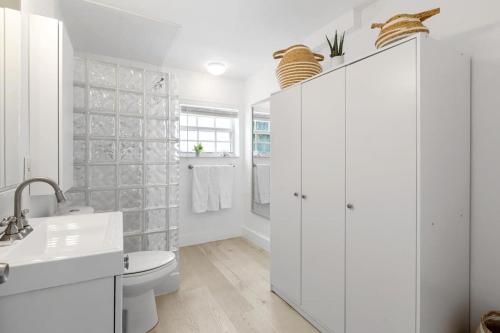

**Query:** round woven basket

left=371, top=8, right=440, bottom=49
left=476, top=311, right=500, bottom=333
left=273, top=45, right=323, bottom=89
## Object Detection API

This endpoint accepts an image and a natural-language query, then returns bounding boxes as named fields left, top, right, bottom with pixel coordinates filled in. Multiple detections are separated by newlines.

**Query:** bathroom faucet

left=0, top=177, right=66, bottom=241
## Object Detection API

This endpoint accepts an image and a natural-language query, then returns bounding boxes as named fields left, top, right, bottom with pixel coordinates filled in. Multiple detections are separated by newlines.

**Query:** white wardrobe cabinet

left=29, top=14, right=73, bottom=195
left=0, top=8, right=22, bottom=191
left=270, top=35, right=470, bottom=333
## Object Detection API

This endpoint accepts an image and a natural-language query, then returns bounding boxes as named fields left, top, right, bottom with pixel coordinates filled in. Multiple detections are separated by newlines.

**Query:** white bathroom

left=0, top=0, right=500, bottom=332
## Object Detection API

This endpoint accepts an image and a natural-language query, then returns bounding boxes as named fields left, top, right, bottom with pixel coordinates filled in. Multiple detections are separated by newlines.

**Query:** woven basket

left=273, top=45, right=323, bottom=89
left=371, top=8, right=440, bottom=49
left=476, top=311, right=500, bottom=333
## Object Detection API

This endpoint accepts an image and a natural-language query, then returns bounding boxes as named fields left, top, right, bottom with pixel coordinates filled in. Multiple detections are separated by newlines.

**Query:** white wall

left=21, top=0, right=62, bottom=19
left=243, top=0, right=500, bottom=328
left=172, top=67, right=246, bottom=246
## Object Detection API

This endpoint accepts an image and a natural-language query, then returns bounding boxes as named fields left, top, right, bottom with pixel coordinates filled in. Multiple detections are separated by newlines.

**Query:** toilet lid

left=124, top=251, right=176, bottom=275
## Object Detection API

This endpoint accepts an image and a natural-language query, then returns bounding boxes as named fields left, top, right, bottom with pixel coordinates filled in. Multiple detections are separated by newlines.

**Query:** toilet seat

left=124, top=261, right=176, bottom=278
left=123, top=251, right=177, bottom=298
left=124, top=251, right=176, bottom=275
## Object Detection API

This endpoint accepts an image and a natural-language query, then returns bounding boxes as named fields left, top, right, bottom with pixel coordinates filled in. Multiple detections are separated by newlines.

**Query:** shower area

left=67, top=56, right=180, bottom=255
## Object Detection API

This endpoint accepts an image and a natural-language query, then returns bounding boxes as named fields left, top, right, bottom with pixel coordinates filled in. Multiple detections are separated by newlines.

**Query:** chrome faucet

left=0, top=177, right=66, bottom=241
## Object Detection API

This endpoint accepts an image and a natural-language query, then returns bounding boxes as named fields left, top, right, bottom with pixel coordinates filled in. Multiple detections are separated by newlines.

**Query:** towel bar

left=188, top=164, right=236, bottom=169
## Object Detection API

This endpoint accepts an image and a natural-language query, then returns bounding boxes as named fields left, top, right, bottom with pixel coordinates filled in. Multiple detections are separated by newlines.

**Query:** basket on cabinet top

left=371, top=8, right=440, bottom=49
left=273, top=44, right=324, bottom=89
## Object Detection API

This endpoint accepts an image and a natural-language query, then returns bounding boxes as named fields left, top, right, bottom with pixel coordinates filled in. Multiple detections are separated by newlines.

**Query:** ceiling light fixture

left=206, top=62, right=227, bottom=76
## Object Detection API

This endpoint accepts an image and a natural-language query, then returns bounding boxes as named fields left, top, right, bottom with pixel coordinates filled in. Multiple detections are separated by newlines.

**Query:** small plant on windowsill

left=326, top=30, right=345, bottom=67
left=193, top=143, right=203, bottom=157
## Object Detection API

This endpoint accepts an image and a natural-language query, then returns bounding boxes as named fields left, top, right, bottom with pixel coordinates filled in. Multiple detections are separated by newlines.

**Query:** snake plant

left=326, top=31, right=345, bottom=58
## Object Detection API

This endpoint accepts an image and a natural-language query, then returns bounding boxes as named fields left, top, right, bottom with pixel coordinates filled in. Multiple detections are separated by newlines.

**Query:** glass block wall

left=68, top=57, right=180, bottom=254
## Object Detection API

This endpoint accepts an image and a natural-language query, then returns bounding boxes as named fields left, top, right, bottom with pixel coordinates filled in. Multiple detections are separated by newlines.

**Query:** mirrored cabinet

left=251, top=98, right=270, bottom=219
left=0, top=7, right=22, bottom=192
left=28, top=14, right=73, bottom=195
left=0, top=10, right=73, bottom=196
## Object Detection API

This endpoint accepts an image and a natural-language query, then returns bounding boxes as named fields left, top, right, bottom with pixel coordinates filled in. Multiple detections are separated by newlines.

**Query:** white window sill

left=181, top=153, right=240, bottom=158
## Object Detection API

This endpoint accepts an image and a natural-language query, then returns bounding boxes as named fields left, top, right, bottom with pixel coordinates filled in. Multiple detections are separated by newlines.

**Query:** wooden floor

left=151, top=237, right=318, bottom=333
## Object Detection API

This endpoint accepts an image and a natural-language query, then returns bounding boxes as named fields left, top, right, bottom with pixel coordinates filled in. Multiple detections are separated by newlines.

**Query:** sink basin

left=0, top=212, right=123, bottom=297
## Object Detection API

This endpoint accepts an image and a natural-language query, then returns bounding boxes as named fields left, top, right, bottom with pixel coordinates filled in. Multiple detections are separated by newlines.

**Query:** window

left=180, top=104, right=238, bottom=156
left=253, top=118, right=270, bottom=156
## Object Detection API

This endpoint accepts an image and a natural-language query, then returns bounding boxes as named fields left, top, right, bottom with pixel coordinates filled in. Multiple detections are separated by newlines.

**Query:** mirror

left=0, top=7, right=23, bottom=192
left=251, top=98, right=271, bottom=219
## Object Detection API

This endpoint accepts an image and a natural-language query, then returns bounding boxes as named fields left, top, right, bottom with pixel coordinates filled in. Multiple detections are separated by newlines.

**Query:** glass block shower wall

left=68, top=57, right=180, bottom=254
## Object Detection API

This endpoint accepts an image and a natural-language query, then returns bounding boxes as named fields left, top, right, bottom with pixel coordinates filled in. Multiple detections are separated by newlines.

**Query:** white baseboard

left=242, top=226, right=270, bottom=252
left=180, top=229, right=242, bottom=247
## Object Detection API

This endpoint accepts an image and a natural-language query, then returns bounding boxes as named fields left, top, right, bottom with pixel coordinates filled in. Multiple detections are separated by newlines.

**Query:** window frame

left=252, top=117, right=271, bottom=157
left=180, top=104, right=239, bottom=157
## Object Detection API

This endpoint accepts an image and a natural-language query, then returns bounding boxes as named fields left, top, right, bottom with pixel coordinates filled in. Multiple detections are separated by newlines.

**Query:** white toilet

left=123, top=251, right=178, bottom=333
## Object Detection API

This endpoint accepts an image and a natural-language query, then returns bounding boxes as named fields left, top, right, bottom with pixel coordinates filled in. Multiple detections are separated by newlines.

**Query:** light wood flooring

left=151, top=237, right=318, bottom=333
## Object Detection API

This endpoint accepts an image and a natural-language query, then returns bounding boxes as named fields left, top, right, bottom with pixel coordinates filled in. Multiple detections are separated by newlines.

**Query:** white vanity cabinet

left=0, top=8, right=22, bottom=191
left=28, top=14, right=73, bottom=195
left=270, top=35, right=470, bottom=333
left=0, top=212, right=124, bottom=333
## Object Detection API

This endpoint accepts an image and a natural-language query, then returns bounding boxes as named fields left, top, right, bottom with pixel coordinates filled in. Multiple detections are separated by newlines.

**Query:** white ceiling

left=60, top=0, right=368, bottom=78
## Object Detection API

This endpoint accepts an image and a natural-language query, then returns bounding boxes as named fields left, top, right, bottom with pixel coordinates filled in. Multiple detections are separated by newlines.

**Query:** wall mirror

left=251, top=98, right=271, bottom=219
left=0, top=7, right=23, bottom=192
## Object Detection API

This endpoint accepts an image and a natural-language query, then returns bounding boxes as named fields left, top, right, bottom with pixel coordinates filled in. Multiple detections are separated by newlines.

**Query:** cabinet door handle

left=0, top=263, right=9, bottom=284
left=301, top=194, right=307, bottom=199
left=293, top=192, right=299, bottom=197
left=346, top=203, right=354, bottom=209
left=123, top=255, right=129, bottom=270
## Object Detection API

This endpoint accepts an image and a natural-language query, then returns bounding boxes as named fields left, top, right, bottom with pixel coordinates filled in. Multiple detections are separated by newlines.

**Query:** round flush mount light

left=206, top=62, right=227, bottom=76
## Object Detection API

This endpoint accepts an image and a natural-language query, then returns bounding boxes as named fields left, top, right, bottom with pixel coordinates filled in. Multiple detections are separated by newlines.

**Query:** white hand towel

left=218, top=165, right=234, bottom=209
left=256, top=164, right=270, bottom=204
left=192, top=166, right=210, bottom=213
left=207, top=166, right=220, bottom=211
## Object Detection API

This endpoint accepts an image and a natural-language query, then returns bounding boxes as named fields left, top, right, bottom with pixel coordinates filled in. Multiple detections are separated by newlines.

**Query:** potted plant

left=326, top=30, right=345, bottom=67
left=193, top=143, right=203, bottom=157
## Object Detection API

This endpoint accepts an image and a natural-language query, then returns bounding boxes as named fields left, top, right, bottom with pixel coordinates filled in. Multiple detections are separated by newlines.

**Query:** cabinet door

left=270, top=85, right=302, bottom=304
left=29, top=14, right=60, bottom=195
left=0, top=8, right=22, bottom=190
left=4, top=9, right=22, bottom=187
left=58, top=22, right=73, bottom=192
left=0, top=9, right=5, bottom=189
left=345, top=40, right=417, bottom=333
left=301, top=69, right=345, bottom=332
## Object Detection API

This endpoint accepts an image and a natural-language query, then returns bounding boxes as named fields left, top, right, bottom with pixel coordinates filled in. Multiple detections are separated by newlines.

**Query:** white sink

left=0, top=212, right=123, bottom=297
